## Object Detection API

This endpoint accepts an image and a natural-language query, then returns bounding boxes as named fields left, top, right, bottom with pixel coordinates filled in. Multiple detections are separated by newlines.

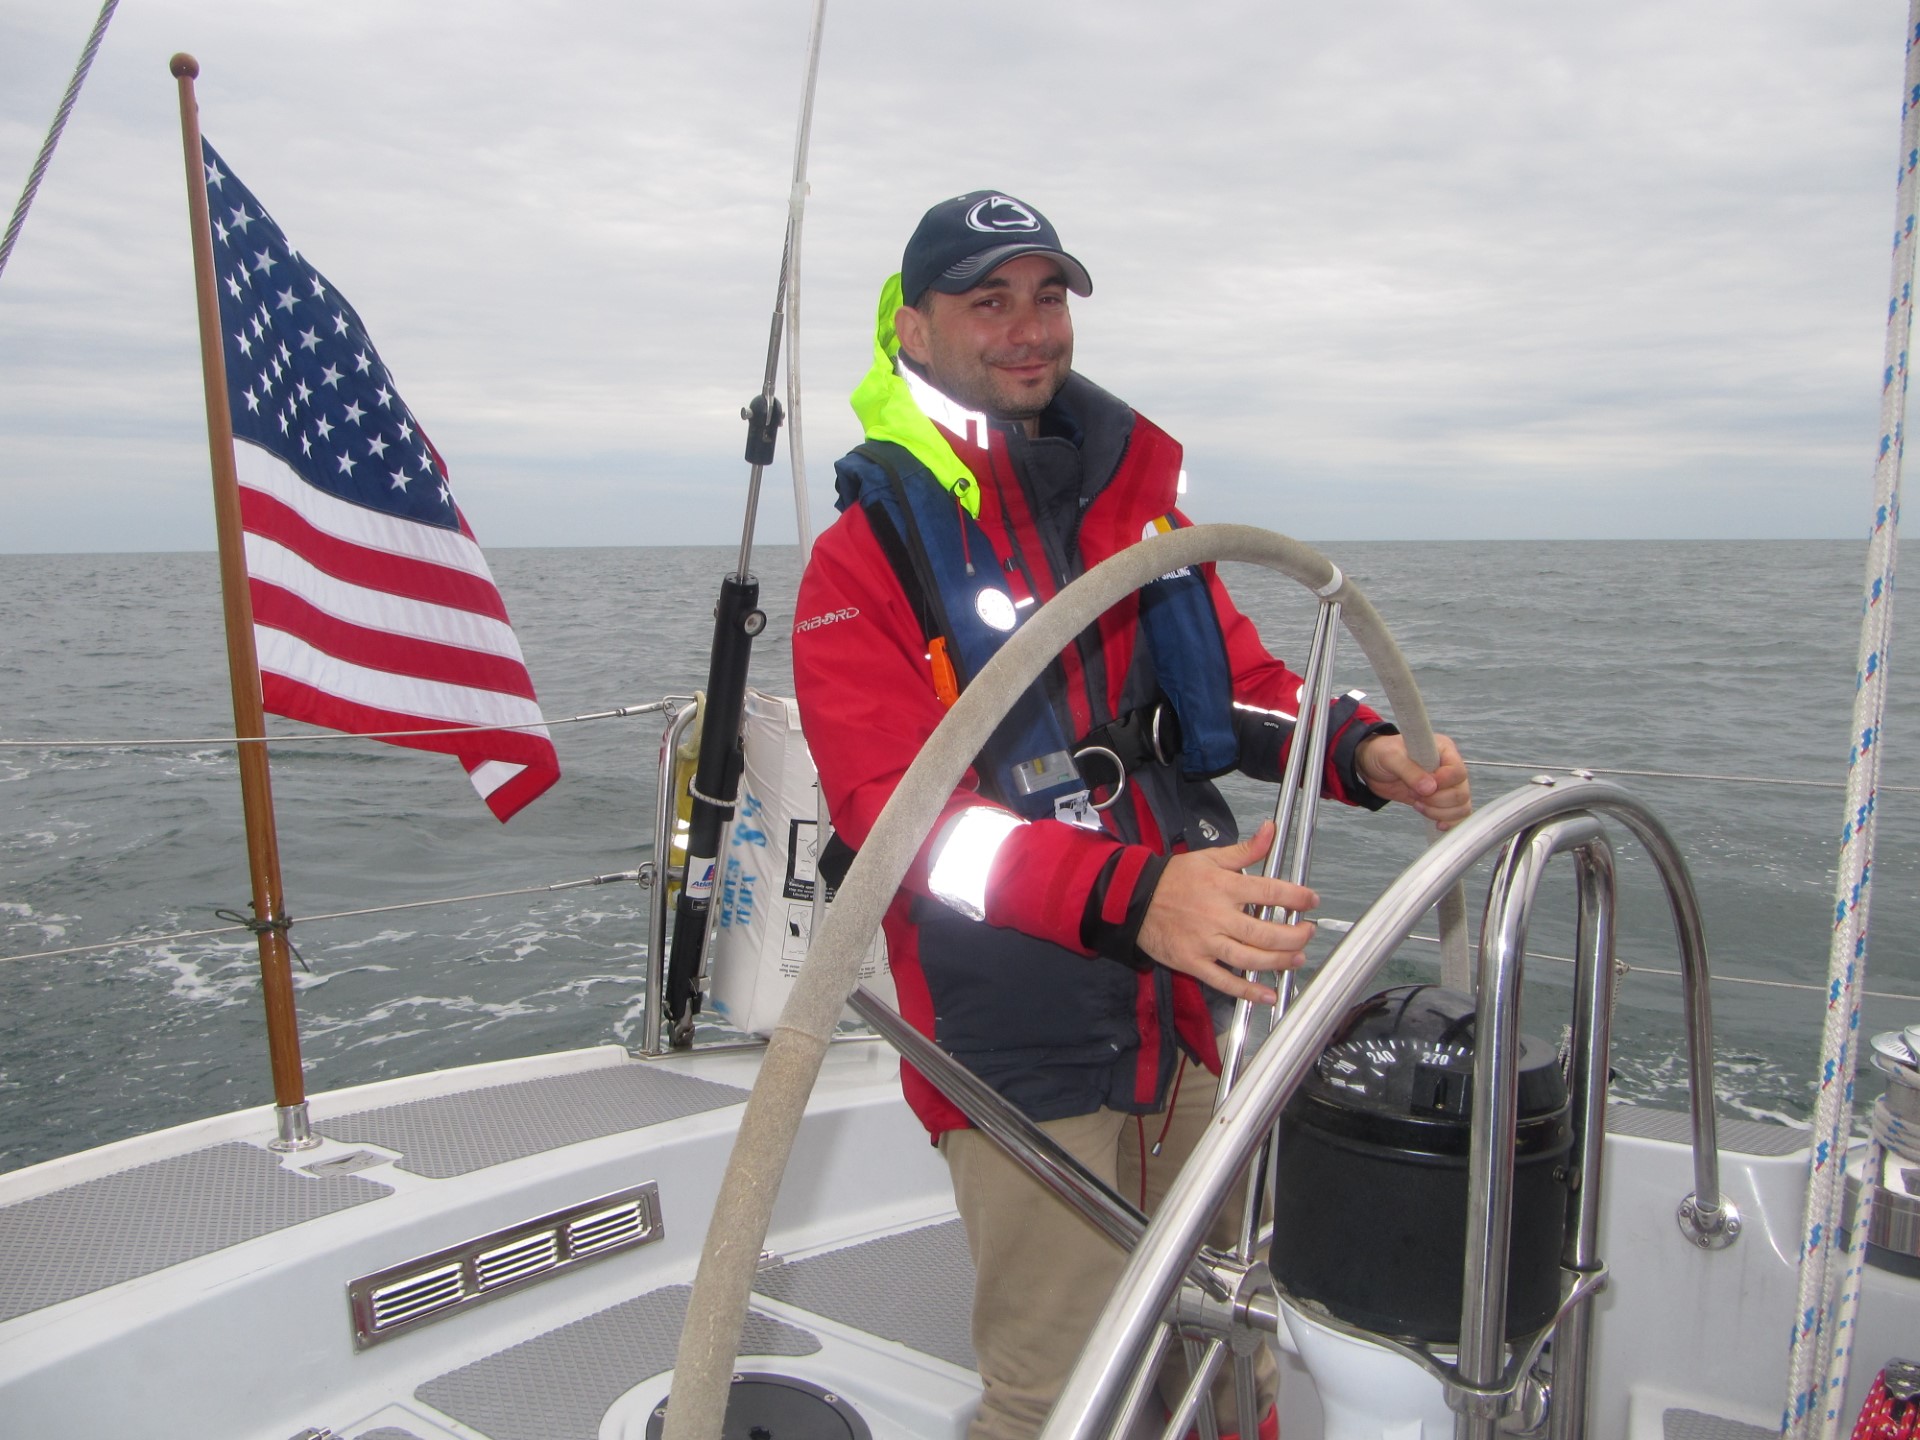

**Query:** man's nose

left=1005, top=302, right=1047, bottom=346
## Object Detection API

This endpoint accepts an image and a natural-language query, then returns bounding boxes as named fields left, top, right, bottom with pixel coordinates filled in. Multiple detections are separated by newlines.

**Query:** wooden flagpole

left=170, top=53, right=316, bottom=1151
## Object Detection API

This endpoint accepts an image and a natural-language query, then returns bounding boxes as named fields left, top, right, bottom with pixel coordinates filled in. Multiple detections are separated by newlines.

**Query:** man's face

left=894, top=253, right=1074, bottom=426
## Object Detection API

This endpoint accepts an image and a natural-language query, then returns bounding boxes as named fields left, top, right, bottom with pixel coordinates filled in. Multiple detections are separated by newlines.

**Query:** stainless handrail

left=1041, top=774, right=1735, bottom=1440
left=1455, top=814, right=1606, bottom=1435
left=1549, top=822, right=1617, bottom=1440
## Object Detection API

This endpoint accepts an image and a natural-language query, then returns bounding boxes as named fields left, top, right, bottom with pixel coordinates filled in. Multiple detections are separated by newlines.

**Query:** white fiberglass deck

left=0, top=1038, right=1915, bottom=1440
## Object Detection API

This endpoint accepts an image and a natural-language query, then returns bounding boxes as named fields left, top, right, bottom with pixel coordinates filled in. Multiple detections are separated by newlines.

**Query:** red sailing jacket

left=793, top=371, right=1387, bottom=1137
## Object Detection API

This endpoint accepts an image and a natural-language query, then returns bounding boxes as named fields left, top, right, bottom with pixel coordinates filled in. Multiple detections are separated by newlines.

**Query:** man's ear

left=893, top=305, right=930, bottom=365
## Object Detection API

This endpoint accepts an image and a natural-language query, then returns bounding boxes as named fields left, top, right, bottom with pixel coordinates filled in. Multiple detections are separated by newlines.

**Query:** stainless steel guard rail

left=1042, top=773, right=1736, bottom=1440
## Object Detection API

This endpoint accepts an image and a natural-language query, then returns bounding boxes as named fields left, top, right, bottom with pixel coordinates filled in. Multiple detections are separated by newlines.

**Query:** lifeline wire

left=1465, top=758, right=1920, bottom=795
left=0, top=0, right=120, bottom=283
left=1314, top=917, right=1920, bottom=1007
left=1785, top=5, right=1920, bottom=1431
left=0, top=870, right=648, bottom=967
left=0, top=700, right=681, bottom=750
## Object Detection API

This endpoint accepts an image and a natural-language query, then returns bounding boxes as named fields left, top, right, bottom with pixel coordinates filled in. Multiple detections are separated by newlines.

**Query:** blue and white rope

left=1813, top=1093, right=1920, bottom=1439
left=1783, top=6, right=1920, bottom=1433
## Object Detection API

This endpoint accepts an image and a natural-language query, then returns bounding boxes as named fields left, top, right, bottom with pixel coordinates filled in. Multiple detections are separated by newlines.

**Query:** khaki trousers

left=940, top=1049, right=1275, bottom=1440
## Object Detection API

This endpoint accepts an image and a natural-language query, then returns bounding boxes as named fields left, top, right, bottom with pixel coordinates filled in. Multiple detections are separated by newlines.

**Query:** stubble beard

left=931, top=344, right=1072, bottom=425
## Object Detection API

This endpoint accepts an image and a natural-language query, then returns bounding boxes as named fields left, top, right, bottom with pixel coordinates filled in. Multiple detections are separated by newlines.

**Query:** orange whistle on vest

left=929, top=637, right=961, bottom=710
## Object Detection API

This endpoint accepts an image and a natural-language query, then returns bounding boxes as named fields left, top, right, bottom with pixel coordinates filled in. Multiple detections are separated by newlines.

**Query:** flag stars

left=342, top=400, right=365, bottom=425
left=337, top=452, right=357, bottom=476
left=397, top=418, right=414, bottom=443
left=229, top=204, right=253, bottom=233
left=277, top=342, right=291, bottom=365
left=225, top=274, right=243, bottom=300
left=204, top=158, right=225, bottom=190
left=332, top=312, right=350, bottom=336
left=389, top=468, right=410, bottom=491
left=309, top=277, right=326, bottom=301
left=367, top=434, right=388, bottom=458
left=375, top=385, right=392, bottom=408
left=416, top=448, right=434, bottom=473
left=214, top=219, right=230, bottom=246
left=353, top=350, right=372, bottom=374
left=315, top=415, right=335, bottom=440
left=253, top=248, right=276, bottom=276
left=249, top=313, right=266, bottom=339
left=278, top=411, right=291, bottom=435
left=439, top=482, right=453, bottom=507
left=243, top=386, right=261, bottom=413
left=298, top=328, right=320, bottom=352
left=295, top=379, right=312, bottom=403
left=234, top=330, right=253, bottom=358
left=300, top=433, right=312, bottom=457
left=274, top=288, right=296, bottom=313
left=320, top=364, right=342, bottom=388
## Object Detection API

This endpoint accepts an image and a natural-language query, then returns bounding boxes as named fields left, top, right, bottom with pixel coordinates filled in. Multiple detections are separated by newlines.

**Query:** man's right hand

left=1134, top=821, right=1318, bottom=1005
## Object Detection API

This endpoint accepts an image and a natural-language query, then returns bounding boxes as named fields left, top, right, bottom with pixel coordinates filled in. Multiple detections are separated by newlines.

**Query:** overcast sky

left=0, top=1, right=1911, bottom=551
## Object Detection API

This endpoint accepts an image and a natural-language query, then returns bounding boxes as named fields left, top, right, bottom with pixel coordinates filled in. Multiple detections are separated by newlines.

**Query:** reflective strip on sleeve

left=927, top=806, right=1026, bottom=922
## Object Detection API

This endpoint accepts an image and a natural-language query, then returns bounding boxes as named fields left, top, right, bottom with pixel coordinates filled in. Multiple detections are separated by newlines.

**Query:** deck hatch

left=348, top=1180, right=662, bottom=1348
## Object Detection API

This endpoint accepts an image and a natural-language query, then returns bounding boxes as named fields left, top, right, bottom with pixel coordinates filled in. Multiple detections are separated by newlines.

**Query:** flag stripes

left=207, top=140, right=558, bottom=819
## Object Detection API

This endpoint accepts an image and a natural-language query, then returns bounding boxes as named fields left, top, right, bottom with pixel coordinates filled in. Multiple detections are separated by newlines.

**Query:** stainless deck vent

left=348, top=1181, right=663, bottom=1348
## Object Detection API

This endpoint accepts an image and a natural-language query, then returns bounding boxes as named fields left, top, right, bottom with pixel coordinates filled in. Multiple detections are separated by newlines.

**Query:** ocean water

left=2, top=540, right=1916, bottom=1174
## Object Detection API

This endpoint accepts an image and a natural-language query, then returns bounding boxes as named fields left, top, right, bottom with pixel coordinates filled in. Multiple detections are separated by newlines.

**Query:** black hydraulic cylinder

left=663, top=571, right=764, bottom=1043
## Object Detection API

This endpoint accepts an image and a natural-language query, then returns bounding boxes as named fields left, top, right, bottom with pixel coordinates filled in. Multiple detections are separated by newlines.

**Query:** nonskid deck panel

left=754, top=1217, right=977, bottom=1370
left=1606, top=1102, right=1808, bottom=1157
left=415, top=1283, right=821, bottom=1440
left=319, top=1063, right=751, bottom=1178
left=1666, top=1408, right=1775, bottom=1440
left=0, top=1142, right=390, bottom=1324
left=0, top=1061, right=749, bottom=1326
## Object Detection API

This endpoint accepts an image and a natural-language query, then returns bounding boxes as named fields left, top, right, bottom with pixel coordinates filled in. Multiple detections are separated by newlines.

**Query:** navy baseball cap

left=901, top=190, right=1093, bottom=305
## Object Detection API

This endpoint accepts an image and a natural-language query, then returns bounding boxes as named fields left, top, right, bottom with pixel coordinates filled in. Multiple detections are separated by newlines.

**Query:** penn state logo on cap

left=965, top=195, right=1043, bottom=234
left=901, top=188, right=1093, bottom=304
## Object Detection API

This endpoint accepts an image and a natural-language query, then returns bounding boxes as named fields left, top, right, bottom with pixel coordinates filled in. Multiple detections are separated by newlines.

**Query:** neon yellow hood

left=848, top=273, right=981, bottom=518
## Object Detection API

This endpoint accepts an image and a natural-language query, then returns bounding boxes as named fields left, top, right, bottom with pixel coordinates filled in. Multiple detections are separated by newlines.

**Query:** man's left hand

left=1355, top=733, right=1472, bottom=830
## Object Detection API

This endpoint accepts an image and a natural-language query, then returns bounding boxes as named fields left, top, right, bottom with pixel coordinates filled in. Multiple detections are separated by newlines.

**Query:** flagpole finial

left=169, top=53, right=198, bottom=79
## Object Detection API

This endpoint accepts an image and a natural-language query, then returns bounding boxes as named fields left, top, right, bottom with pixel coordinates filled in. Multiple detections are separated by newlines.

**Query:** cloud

left=0, top=0, right=1907, bottom=549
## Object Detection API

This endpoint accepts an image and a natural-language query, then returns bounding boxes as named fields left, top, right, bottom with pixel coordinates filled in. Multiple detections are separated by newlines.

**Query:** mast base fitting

left=742, top=394, right=786, bottom=465
left=270, top=1102, right=323, bottom=1151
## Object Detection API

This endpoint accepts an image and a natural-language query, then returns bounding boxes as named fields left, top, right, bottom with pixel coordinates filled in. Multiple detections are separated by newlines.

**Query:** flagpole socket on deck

left=169, top=53, right=199, bottom=80
left=270, top=1102, right=322, bottom=1152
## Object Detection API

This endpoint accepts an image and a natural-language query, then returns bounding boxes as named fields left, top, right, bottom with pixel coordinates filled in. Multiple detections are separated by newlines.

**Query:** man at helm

left=792, top=189, right=1471, bottom=1440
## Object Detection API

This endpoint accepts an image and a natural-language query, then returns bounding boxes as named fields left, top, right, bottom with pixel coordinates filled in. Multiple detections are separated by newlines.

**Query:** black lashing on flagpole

left=663, top=387, right=784, bottom=1043
left=664, top=569, right=767, bottom=1043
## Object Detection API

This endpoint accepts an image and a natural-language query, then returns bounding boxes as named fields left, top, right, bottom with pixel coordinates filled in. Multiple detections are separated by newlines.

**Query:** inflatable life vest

left=835, top=438, right=1239, bottom=820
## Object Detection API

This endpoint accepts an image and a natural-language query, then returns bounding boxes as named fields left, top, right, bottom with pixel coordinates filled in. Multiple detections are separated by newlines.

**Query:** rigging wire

left=0, top=0, right=120, bottom=283
left=0, top=699, right=685, bottom=750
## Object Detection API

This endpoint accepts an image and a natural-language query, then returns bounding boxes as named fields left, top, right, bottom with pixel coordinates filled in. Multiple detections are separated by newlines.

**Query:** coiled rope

left=0, top=0, right=120, bottom=283
left=1784, top=4, right=1920, bottom=1431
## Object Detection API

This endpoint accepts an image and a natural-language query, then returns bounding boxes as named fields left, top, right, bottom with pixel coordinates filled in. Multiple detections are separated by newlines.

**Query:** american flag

left=201, top=139, right=559, bottom=820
